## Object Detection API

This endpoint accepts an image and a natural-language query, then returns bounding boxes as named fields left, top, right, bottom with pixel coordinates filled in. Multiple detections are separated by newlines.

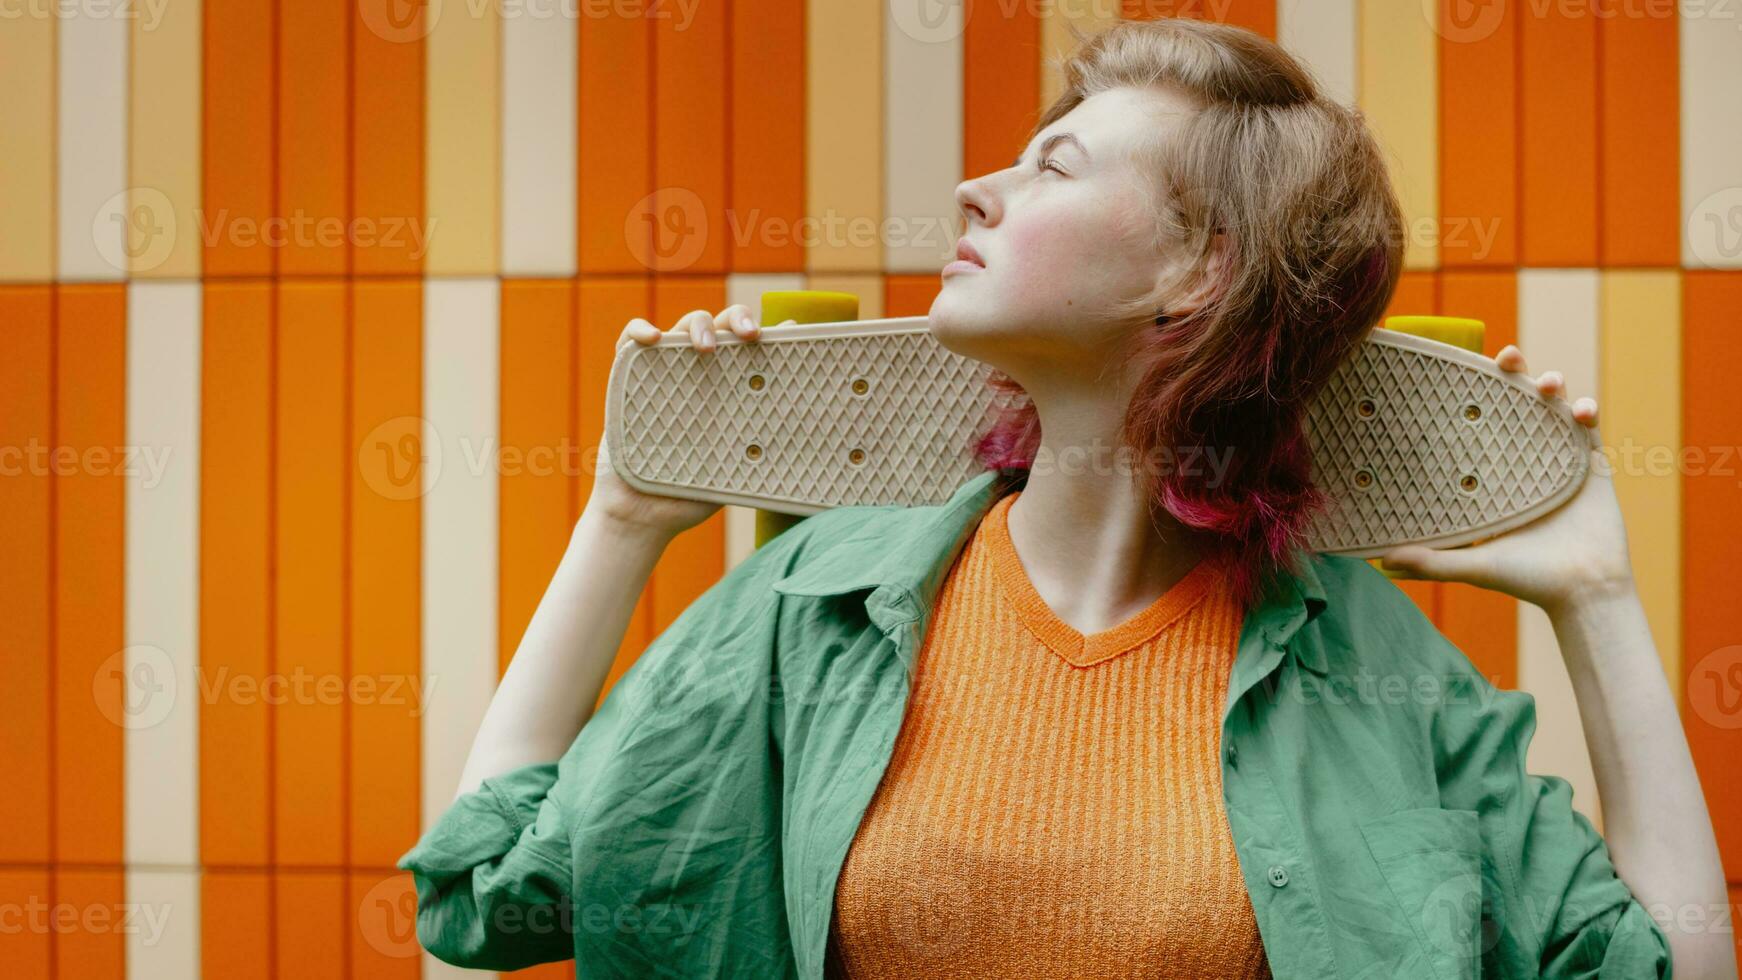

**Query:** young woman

left=401, top=18, right=1731, bottom=979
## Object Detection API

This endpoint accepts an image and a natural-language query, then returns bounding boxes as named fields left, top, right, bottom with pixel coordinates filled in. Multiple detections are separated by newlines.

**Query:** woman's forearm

left=452, top=506, right=675, bottom=798
left=1547, top=583, right=1735, bottom=977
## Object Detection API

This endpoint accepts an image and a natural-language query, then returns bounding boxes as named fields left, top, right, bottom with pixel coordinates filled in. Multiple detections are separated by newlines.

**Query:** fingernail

left=737, top=314, right=755, bottom=331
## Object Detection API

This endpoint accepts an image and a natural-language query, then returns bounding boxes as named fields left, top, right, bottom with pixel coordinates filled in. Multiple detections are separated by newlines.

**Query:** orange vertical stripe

left=273, top=281, right=349, bottom=871
left=347, top=280, right=422, bottom=872
left=203, top=872, right=271, bottom=980
left=352, top=0, right=427, bottom=277
left=577, top=277, right=655, bottom=710
left=54, top=869, right=126, bottom=977
left=1122, top=0, right=1274, bottom=37
left=54, top=285, right=126, bottom=868
left=1437, top=270, right=1521, bottom=691
left=1597, top=8, right=1678, bottom=266
left=203, top=0, right=276, bottom=277
left=350, top=870, right=422, bottom=977
left=1682, top=271, right=1742, bottom=881
left=579, top=9, right=654, bottom=273
left=731, top=0, right=806, bottom=272
left=1438, top=0, right=1518, bottom=268
left=884, top=274, right=941, bottom=317
left=0, top=287, right=53, bottom=865
left=1519, top=3, right=1598, bottom=266
left=500, top=281, right=578, bottom=680
left=1379, top=271, right=1442, bottom=620
left=648, top=278, right=729, bottom=637
left=200, top=282, right=275, bottom=868
left=275, top=873, right=346, bottom=979
left=278, top=0, right=352, bottom=276
left=653, top=0, right=728, bottom=274
left=964, top=0, right=1041, bottom=180
left=0, top=871, right=51, bottom=977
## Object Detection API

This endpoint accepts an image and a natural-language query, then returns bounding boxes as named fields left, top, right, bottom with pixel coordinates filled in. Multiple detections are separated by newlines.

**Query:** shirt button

left=1267, top=864, right=1289, bottom=888
left=1223, top=744, right=1238, bottom=769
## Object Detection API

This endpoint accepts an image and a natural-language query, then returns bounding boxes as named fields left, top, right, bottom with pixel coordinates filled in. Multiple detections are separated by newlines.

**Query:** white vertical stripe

left=1680, top=1, right=1742, bottom=269
left=724, top=273, right=807, bottom=568
left=126, top=870, right=199, bottom=980
left=500, top=0, right=578, bottom=276
left=58, top=5, right=129, bottom=281
left=1278, top=0, right=1359, bottom=108
left=421, top=279, right=500, bottom=979
left=124, top=281, right=202, bottom=865
left=1517, top=269, right=1603, bottom=831
left=124, top=282, right=201, bottom=979
left=884, top=0, right=963, bottom=273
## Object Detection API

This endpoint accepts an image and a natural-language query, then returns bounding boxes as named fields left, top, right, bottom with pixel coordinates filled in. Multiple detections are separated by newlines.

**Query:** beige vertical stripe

left=1680, top=4, right=1742, bottom=269
left=59, top=6, right=129, bottom=281
left=420, top=279, right=500, bottom=979
left=500, top=0, right=577, bottom=276
left=807, top=0, right=882, bottom=273
left=1278, top=0, right=1358, bottom=107
left=1038, top=1, right=1116, bottom=112
left=1599, top=271, right=1682, bottom=707
left=0, top=11, right=55, bottom=281
left=1517, top=269, right=1602, bottom=831
left=425, top=0, right=501, bottom=275
left=123, top=281, right=202, bottom=979
left=130, top=0, right=201, bottom=278
left=1358, top=0, right=1438, bottom=270
left=884, top=0, right=963, bottom=274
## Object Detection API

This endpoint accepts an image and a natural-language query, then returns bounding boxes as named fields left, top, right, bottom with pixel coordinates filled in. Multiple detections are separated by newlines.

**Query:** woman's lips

left=943, top=238, right=986, bottom=277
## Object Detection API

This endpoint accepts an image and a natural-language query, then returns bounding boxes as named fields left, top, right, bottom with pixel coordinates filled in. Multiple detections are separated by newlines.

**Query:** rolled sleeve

left=1425, top=628, right=1673, bottom=978
left=396, top=760, right=575, bottom=970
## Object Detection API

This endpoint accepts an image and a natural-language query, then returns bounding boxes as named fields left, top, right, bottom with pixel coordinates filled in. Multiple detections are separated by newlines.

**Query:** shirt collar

left=771, top=469, right=1330, bottom=674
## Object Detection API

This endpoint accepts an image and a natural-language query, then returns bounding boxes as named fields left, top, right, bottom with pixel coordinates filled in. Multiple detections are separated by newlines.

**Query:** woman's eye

left=1039, top=157, right=1066, bottom=176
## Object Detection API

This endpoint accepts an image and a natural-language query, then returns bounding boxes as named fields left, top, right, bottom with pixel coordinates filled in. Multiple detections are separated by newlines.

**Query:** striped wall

left=0, top=1, right=1737, bottom=977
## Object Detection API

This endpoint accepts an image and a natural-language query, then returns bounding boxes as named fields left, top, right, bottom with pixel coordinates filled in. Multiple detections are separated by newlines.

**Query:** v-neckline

left=982, top=491, right=1221, bottom=668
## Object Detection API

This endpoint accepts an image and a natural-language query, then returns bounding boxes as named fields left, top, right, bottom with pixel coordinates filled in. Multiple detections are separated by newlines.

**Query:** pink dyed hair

left=973, top=18, right=1406, bottom=613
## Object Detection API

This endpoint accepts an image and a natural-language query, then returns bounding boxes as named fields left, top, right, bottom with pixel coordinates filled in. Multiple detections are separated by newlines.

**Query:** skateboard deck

left=604, top=315, right=1590, bottom=558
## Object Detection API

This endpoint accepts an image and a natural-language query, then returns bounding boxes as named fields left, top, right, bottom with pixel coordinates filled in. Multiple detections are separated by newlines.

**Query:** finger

left=619, top=317, right=661, bottom=349
left=677, top=309, right=716, bottom=351
left=716, top=304, right=760, bottom=341
left=1496, top=344, right=1528, bottom=374
left=1378, top=543, right=1491, bottom=586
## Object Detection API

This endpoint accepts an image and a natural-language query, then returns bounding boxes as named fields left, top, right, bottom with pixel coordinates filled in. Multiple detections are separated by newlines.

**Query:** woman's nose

left=955, top=174, right=999, bottom=228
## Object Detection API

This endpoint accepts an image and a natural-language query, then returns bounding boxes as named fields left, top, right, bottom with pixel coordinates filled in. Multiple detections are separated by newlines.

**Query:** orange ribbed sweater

left=824, top=491, right=1272, bottom=979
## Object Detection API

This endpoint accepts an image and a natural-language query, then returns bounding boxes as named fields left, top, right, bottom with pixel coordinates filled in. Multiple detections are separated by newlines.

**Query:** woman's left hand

left=1377, top=344, right=1637, bottom=615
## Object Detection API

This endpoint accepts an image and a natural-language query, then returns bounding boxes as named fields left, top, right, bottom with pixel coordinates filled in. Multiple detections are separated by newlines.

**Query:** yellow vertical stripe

left=1039, top=2, right=1116, bottom=112
left=425, top=2, right=500, bottom=275
left=807, top=0, right=882, bottom=273
left=130, top=0, right=202, bottom=278
left=1358, top=0, right=1438, bottom=270
left=1599, top=270, right=1682, bottom=706
left=0, top=12, right=55, bottom=282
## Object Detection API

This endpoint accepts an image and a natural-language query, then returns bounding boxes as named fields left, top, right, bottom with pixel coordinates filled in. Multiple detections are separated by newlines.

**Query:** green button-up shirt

left=398, top=469, right=1672, bottom=978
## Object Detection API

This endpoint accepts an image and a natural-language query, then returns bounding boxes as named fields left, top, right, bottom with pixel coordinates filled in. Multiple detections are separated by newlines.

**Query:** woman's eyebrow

left=1014, top=132, right=1090, bottom=167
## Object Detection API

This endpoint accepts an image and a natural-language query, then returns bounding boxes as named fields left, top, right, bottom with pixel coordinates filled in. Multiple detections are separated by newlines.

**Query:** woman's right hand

left=586, top=305, right=795, bottom=540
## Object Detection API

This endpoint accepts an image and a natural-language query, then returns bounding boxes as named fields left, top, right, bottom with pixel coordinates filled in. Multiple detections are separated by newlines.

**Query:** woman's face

left=929, top=84, right=1203, bottom=385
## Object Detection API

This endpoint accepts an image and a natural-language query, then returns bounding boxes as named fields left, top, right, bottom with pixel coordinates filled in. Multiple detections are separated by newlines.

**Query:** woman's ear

left=1157, top=229, right=1232, bottom=322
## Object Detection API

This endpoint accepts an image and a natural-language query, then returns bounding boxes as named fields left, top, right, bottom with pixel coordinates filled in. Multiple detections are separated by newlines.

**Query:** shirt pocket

left=1358, top=806, right=1494, bottom=980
